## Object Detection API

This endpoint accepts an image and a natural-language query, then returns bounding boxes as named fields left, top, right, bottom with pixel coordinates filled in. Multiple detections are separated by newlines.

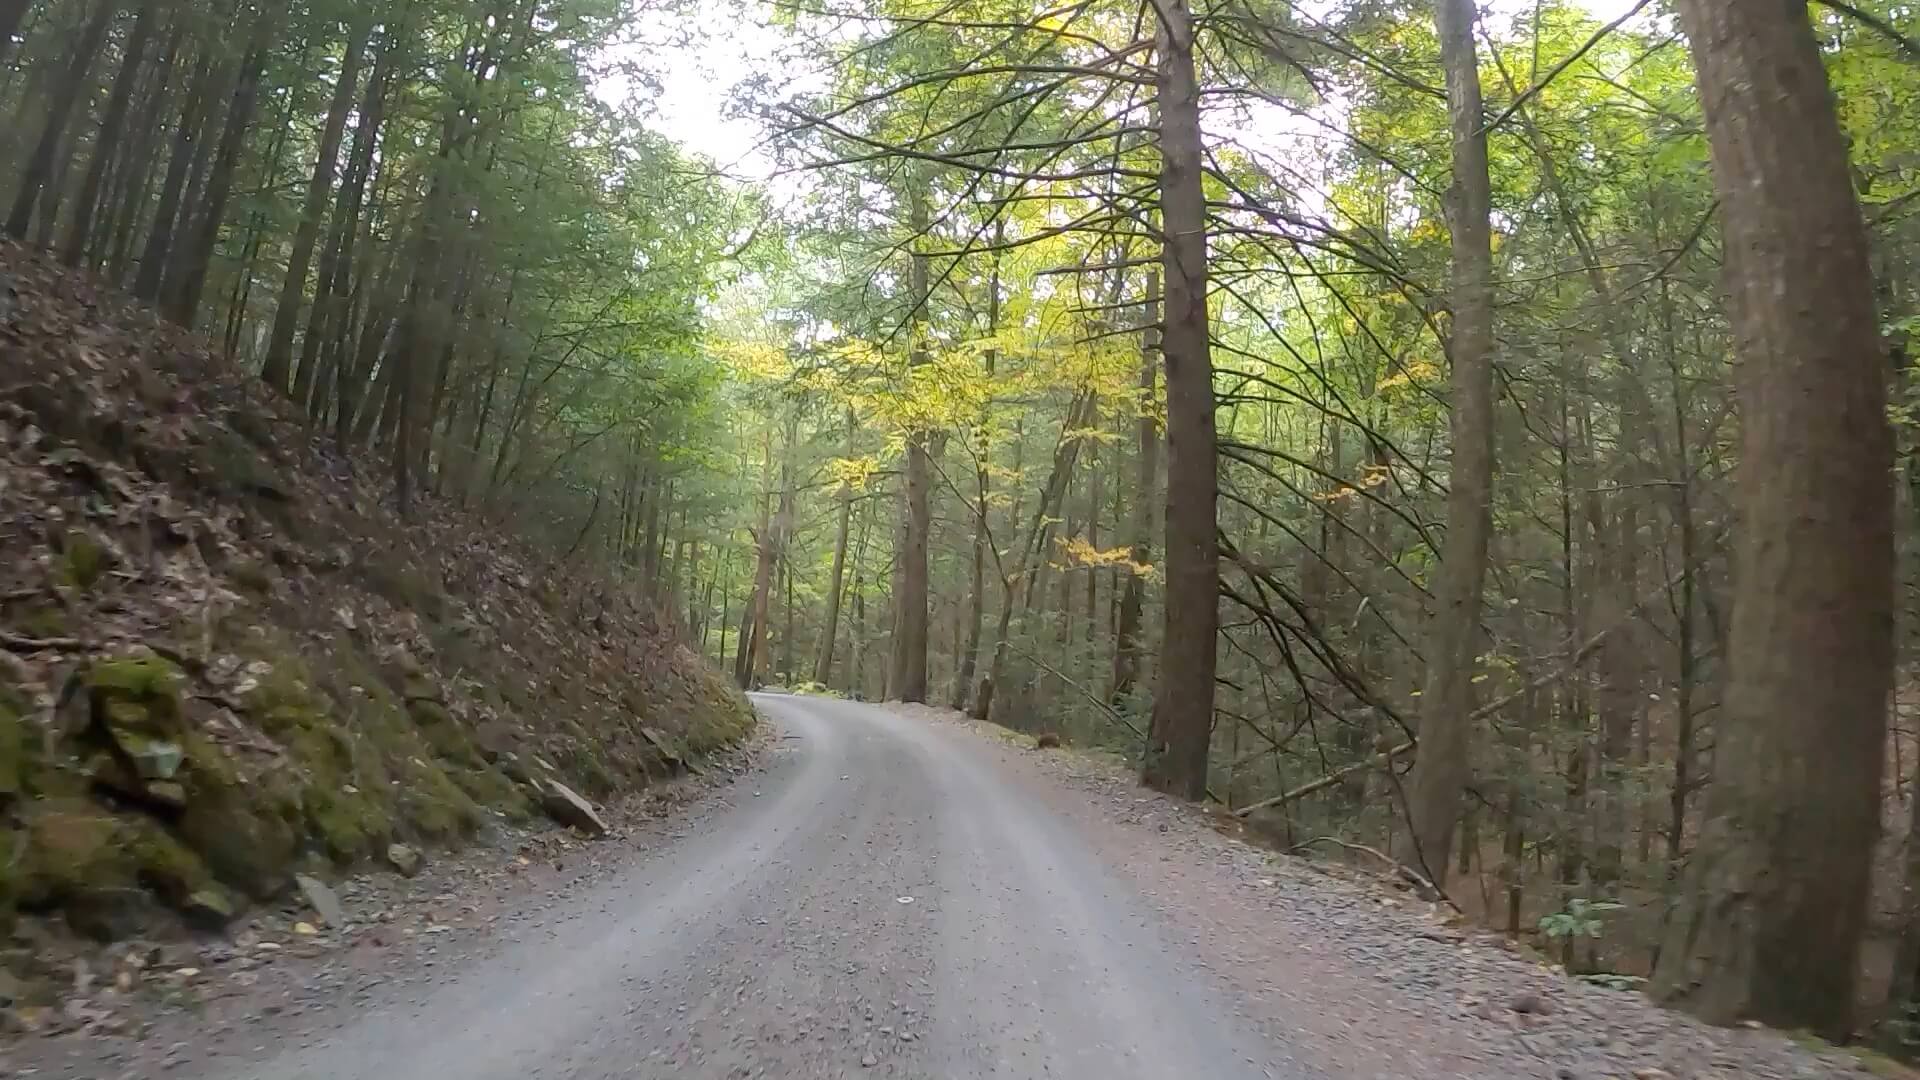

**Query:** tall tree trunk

left=815, top=415, right=856, bottom=687
left=262, top=12, right=372, bottom=392
left=952, top=249, right=1000, bottom=712
left=738, top=433, right=777, bottom=689
left=887, top=184, right=933, bottom=703
left=167, top=8, right=274, bottom=327
left=133, top=48, right=213, bottom=302
left=62, top=0, right=158, bottom=267
left=297, top=27, right=396, bottom=411
left=104, top=22, right=182, bottom=283
left=1112, top=271, right=1160, bottom=703
left=6, top=0, right=116, bottom=240
left=1140, top=0, right=1217, bottom=801
left=1649, top=1, right=1893, bottom=1041
left=1396, top=0, right=1496, bottom=880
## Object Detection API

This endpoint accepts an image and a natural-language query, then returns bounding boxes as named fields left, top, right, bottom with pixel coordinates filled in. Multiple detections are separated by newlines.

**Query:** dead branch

left=0, top=630, right=89, bottom=653
left=1288, top=835, right=1461, bottom=912
left=1234, top=742, right=1416, bottom=818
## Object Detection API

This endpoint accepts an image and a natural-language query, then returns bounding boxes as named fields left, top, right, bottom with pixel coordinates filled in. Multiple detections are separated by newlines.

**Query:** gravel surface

left=3, top=694, right=1881, bottom=1079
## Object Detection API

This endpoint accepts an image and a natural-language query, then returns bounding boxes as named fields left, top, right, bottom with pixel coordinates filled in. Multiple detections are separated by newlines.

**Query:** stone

left=1509, top=991, right=1555, bottom=1015
left=144, top=781, right=188, bottom=811
left=640, top=727, right=686, bottom=773
left=537, top=779, right=609, bottom=838
left=384, top=843, right=423, bottom=878
left=294, top=874, right=347, bottom=928
left=65, top=888, right=151, bottom=942
left=0, top=968, right=24, bottom=1007
left=109, top=729, right=183, bottom=780
left=181, top=889, right=237, bottom=931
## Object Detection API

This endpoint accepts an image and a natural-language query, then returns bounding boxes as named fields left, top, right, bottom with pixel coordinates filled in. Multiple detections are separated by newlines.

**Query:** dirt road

left=170, top=693, right=1860, bottom=1080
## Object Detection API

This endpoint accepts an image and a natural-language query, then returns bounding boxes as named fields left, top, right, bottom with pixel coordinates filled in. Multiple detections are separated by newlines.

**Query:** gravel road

left=116, top=693, right=1873, bottom=1080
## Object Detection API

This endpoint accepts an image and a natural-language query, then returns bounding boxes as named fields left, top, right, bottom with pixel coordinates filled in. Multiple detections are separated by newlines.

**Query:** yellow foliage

left=1376, top=357, right=1440, bottom=394
left=1055, top=536, right=1154, bottom=578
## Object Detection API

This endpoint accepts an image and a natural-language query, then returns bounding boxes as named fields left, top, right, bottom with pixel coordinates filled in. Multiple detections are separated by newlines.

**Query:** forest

left=2, top=0, right=1915, bottom=1052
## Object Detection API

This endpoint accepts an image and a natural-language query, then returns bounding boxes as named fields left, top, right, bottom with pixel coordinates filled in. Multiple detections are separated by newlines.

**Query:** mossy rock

left=55, top=531, right=110, bottom=591
left=87, top=656, right=184, bottom=733
left=123, top=817, right=217, bottom=906
left=686, top=692, right=756, bottom=756
left=176, top=736, right=301, bottom=899
left=406, top=697, right=486, bottom=769
left=396, top=758, right=486, bottom=840
left=15, top=799, right=121, bottom=908
left=11, top=798, right=221, bottom=937
left=83, top=656, right=189, bottom=785
left=306, top=784, right=395, bottom=863
left=446, top=764, right=529, bottom=820
left=89, top=656, right=183, bottom=701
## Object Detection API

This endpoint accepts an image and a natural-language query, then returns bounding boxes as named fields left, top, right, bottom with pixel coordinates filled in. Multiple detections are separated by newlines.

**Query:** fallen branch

left=1288, top=835, right=1461, bottom=912
left=1234, top=741, right=1415, bottom=817
left=0, top=630, right=89, bottom=653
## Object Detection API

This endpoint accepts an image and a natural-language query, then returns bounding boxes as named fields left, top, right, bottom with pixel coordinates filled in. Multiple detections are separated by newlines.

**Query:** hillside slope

left=0, top=242, right=754, bottom=950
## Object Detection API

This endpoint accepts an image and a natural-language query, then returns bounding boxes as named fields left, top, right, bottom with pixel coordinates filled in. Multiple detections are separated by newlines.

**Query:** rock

left=181, top=889, right=237, bottom=931
left=0, top=968, right=24, bottom=1007
left=124, top=736, right=184, bottom=780
left=860, top=1053, right=878, bottom=1067
left=537, top=779, right=609, bottom=838
left=1509, top=991, right=1555, bottom=1015
left=1631, top=1070, right=1673, bottom=1080
left=295, top=874, right=347, bottom=928
left=640, top=727, right=686, bottom=773
left=144, top=780, right=188, bottom=810
left=177, top=769, right=299, bottom=900
left=66, top=888, right=151, bottom=942
left=384, top=843, right=423, bottom=878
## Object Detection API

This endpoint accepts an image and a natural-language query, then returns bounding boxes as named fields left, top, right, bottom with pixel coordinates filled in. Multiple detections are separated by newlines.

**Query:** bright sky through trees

left=613, top=0, right=1655, bottom=182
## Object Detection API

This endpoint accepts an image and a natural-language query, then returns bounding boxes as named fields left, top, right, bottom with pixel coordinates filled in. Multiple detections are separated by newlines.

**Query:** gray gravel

left=880, top=703, right=1874, bottom=1080
left=5, top=694, right=1878, bottom=1079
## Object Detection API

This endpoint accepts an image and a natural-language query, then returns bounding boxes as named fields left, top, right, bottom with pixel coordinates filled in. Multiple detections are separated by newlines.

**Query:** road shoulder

left=0, top=727, right=775, bottom=1080
left=879, top=700, right=1878, bottom=1080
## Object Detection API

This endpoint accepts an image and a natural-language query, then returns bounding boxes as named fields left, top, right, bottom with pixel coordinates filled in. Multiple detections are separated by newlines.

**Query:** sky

left=614, top=0, right=1658, bottom=186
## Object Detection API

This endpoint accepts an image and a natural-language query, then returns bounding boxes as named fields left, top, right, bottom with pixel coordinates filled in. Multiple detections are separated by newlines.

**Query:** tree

left=887, top=184, right=934, bottom=703
left=6, top=0, right=116, bottom=239
left=260, top=8, right=372, bottom=393
left=1138, top=0, right=1217, bottom=801
left=1110, top=272, right=1158, bottom=704
left=1395, top=0, right=1497, bottom=881
left=61, top=0, right=159, bottom=267
left=1649, top=0, right=1894, bottom=1039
